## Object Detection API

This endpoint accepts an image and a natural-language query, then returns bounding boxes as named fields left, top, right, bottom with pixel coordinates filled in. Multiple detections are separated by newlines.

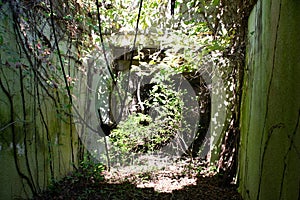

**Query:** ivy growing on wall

left=0, top=1, right=259, bottom=196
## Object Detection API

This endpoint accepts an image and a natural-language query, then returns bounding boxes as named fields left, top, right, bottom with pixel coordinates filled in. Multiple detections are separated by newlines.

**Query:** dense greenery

left=87, top=0, right=233, bottom=163
left=0, top=0, right=238, bottom=167
left=0, top=0, right=257, bottom=197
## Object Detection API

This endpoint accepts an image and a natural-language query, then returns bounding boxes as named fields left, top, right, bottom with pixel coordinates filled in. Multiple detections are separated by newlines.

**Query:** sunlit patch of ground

left=102, top=157, right=215, bottom=193
left=33, top=157, right=242, bottom=200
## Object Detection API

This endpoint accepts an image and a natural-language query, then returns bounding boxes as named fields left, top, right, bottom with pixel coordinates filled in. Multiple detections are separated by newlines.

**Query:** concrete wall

left=0, top=3, right=80, bottom=199
left=239, top=0, right=300, bottom=199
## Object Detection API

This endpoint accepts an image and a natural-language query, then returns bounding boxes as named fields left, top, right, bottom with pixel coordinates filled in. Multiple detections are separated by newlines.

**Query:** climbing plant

left=74, top=0, right=257, bottom=179
left=0, top=1, right=260, bottom=198
left=0, top=0, right=89, bottom=197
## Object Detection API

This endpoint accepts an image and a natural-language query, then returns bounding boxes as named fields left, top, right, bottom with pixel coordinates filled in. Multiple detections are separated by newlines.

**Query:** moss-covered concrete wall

left=0, top=3, right=80, bottom=199
left=239, top=0, right=300, bottom=199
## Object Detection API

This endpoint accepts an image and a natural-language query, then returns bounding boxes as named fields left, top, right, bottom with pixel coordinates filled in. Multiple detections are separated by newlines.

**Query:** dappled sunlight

left=0, top=0, right=259, bottom=199
left=103, top=159, right=203, bottom=193
left=136, top=175, right=197, bottom=193
left=33, top=157, right=242, bottom=200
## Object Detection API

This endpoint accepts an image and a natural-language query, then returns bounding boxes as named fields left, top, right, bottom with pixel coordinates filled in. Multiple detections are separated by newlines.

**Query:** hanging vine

left=0, top=0, right=89, bottom=196
left=0, top=1, right=261, bottom=197
left=199, top=0, right=258, bottom=182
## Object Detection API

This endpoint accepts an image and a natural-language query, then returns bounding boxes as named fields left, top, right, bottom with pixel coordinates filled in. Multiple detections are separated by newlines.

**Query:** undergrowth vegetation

left=0, top=0, right=257, bottom=198
left=109, top=65, right=184, bottom=155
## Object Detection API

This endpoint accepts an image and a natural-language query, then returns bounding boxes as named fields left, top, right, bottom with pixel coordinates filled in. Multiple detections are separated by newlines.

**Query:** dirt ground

left=33, top=158, right=242, bottom=200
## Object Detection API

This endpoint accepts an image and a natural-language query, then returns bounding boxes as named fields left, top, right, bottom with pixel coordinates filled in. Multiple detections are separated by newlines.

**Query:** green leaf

left=212, top=0, right=220, bottom=6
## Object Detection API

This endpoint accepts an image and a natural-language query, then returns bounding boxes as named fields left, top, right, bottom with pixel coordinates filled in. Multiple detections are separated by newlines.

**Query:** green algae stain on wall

left=0, top=2, right=80, bottom=199
left=239, top=0, right=300, bottom=200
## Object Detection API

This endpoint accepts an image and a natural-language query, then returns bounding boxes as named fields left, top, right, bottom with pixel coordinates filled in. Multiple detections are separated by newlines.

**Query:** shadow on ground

left=32, top=172, right=242, bottom=200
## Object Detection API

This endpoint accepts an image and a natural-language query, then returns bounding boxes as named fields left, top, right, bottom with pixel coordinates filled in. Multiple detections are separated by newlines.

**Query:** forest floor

left=33, top=157, right=242, bottom=200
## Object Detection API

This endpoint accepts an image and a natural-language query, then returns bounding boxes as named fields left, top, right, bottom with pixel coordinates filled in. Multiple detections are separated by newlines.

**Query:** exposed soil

left=33, top=158, right=242, bottom=200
